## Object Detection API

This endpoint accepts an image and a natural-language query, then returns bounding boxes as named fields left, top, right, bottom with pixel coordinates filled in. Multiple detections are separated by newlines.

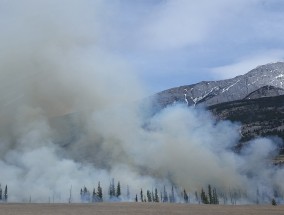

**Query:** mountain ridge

left=154, top=62, right=284, bottom=109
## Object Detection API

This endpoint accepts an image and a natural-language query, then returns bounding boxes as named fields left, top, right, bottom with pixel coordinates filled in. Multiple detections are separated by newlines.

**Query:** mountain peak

left=154, top=62, right=284, bottom=108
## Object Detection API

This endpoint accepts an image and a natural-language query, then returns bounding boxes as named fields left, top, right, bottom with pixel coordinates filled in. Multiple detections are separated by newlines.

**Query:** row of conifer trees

left=79, top=179, right=220, bottom=205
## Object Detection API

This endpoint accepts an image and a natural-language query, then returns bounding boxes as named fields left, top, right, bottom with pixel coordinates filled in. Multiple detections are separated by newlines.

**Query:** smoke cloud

left=0, top=0, right=284, bottom=204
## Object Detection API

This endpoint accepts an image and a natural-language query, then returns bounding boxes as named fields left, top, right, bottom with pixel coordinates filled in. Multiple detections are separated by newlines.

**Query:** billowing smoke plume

left=0, top=0, right=284, bottom=204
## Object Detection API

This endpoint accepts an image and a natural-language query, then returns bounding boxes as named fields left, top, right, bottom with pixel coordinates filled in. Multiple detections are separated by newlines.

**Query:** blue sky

left=1, top=0, right=284, bottom=95
left=98, top=0, right=284, bottom=93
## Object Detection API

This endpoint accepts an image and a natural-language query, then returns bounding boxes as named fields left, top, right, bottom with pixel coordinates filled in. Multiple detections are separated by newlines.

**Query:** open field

left=1, top=203, right=284, bottom=215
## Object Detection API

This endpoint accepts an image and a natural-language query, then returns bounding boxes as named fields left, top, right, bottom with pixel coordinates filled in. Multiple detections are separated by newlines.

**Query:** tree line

left=79, top=179, right=221, bottom=205
left=79, top=179, right=281, bottom=206
left=1, top=179, right=280, bottom=205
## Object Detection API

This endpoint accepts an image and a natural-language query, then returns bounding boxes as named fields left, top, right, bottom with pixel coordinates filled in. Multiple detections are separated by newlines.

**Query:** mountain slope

left=208, top=94, right=284, bottom=143
left=154, top=62, right=284, bottom=108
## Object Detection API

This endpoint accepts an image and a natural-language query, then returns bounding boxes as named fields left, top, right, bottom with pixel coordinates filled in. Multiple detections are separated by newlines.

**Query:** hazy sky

left=2, top=0, right=284, bottom=94
left=98, top=0, right=284, bottom=93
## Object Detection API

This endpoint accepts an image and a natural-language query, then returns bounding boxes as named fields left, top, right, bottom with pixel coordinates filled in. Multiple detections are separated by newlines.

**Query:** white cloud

left=211, top=50, right=284, bottom=79
left=139, top=0, right=252, bottom=50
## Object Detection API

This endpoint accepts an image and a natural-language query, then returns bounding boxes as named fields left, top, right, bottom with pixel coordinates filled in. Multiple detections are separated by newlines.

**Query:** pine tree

left=116, top=181, right=121, bottom=198
left=140, top=189, right=143, bottom=202
left=4, top=185, right=8, bottom=202
left=208, top=185, right=213, bottom=204
left=109, top=178, right=116, bottom=199
left=154, top=188, right=159, bottom=202
left=272, top=198, right=277, bottom=206
left=163, top=186, right=168, bottom=202
left=195, top=191, right=199, bottom=204
left=80, top=188, right=83, bottom=201
left=97, top=182, right=103, bottom=202
left=147, top=190, right=152, bottom=202
left=183, top=189, right=189, bottom=203
left=0, top=184, right=2, bottom=201
left=212, top=188, right=219, bottom=204
left=170, top=186, right=175, bottom=203
left=201, top=188, right=209, bottom=204
left=81, top=186, right=90, bottom=202
left=92, top=188, right=97, bottom=202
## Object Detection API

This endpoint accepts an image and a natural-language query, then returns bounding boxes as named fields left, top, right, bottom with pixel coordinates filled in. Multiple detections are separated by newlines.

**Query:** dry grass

left=1, top=203, right=284, bottom=215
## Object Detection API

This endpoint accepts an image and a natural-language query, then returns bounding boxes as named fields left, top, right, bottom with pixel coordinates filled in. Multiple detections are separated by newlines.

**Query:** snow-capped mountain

left=154, top=62, right=284, bottom=108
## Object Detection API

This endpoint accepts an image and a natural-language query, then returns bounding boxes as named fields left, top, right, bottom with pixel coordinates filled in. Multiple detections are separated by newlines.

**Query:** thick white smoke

left=0, top=0, right=284, bottom=204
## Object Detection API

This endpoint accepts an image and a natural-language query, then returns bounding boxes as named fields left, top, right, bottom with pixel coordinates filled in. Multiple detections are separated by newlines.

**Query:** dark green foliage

left=169, top=186, right=175, bottom=203
left=154, top=188, right=159, bottom=202
left=92, top=188, right=97, bottom=202
left=116, top=181, right=121, bottom=198
left=208, top=185, right=213, bottom=204
left=146, top=190, right=152, bottom=202
left=200, top=188, right=209, bottom=204
left=183, top=189, right=189, bottom=203
left=4, top=185, right=7, bottom=202
left=0, top=184, right=2, bottom=201
left=97, top=182, right=103, bottom=201
left=109, top=179, right=116, bottom=199
left=195, top=191, right=199, bottom=204
left=140, top=189, right=143, bottom=202
left=212, top=188, right=219, bottom=204
left=80, top=186, right=90, bottom=202
left=163, top=186, right=168, bottom=202
left=272, top=198, right=277, bottom=206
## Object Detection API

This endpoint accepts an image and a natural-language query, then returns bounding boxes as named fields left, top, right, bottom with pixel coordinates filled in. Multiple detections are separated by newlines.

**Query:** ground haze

left=0, top=203, right=284, bottom=215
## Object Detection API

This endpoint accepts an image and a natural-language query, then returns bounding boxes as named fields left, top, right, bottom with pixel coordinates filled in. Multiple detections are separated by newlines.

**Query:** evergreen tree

left=109, top=183, right=112, bottom=198
left=80, top=188, right=83, bottom=201
left=163, top=186, right=168, bottom=202
left=170, top=186, right=175, bottom=203
left=116, top=181, right=121, bottom=198
left=147, top=190, right=152, bottom=202
left=97, top=182, right=103, bottom=202
left=195, top=191, right=199, bottom=204
left=183, top=189, right=189, bottom=203
left=0, top=184, right=2, bottom=201
left=140, top=189, right=143, bottom=202
left=4, top=185, right=7, bottom=201
left=92, top=188, right=97, bottom=202
left=81, top=186, right=90, bottom=202
left=154, top=188, right=159, bottom=202
left=200, top=188, right=209, bottom=204
left=109, top=179, right=116, bottom=199
left=212, top=188, right=219, bottom=204
left=208, top=185, right=213, bottom=204
left=272, top=198, right=277, bottom=206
